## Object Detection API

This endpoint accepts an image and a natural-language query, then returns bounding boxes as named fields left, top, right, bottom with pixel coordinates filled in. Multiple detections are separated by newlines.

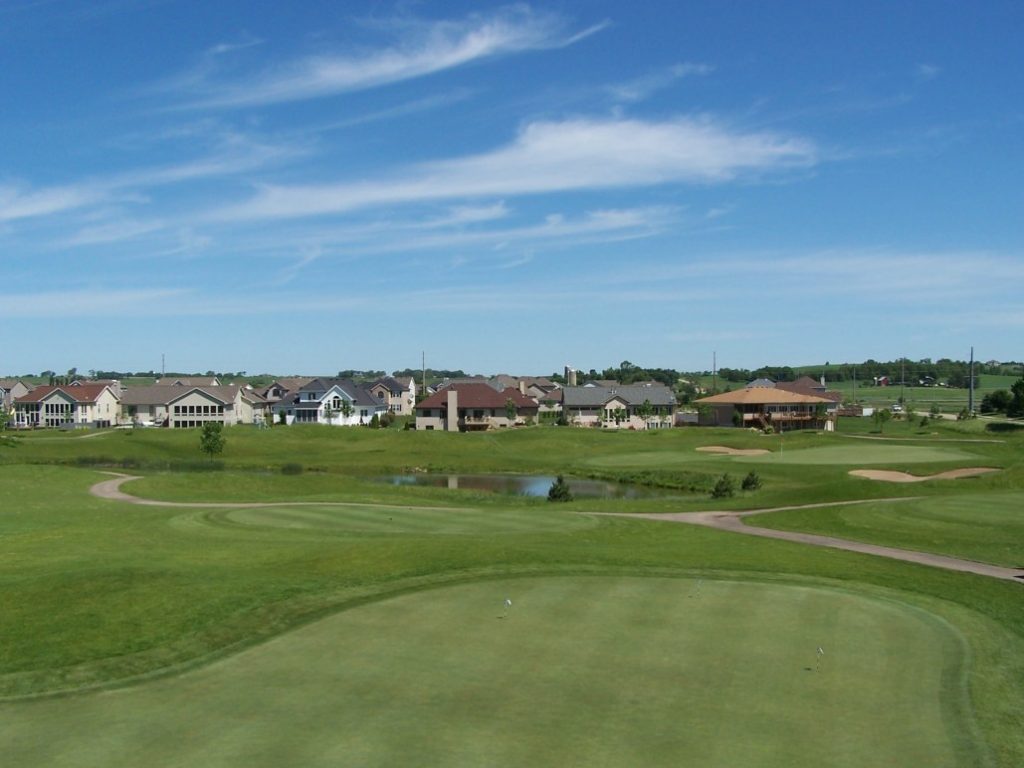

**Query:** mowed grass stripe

left=220, top=504, right=592, bottom=536
left=0, top=577, right=977, bottom=768
left=754, top=491, right=1024, bottom=567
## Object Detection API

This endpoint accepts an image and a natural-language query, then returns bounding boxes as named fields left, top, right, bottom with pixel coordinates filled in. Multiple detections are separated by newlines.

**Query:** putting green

left=187, top=504, right=595, bottom=536
left=0, top=577, right=979, bottom=767
left=586, top=444, right=975, bottom=468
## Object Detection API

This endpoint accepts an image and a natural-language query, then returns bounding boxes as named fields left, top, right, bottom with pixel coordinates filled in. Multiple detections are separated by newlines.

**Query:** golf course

left=1, top=419, right=1022, bottom=766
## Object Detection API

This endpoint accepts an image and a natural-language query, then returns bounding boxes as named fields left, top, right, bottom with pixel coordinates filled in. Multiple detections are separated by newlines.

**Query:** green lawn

left=0, top=577, right=983, bottom=768
left=752, top=491, right=1024, bottom=568
left=1, top=423, right=1023, bottom=765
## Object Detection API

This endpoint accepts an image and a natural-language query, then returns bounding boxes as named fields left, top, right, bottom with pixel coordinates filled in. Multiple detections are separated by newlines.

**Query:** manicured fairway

left=584, top=443, right=975, bottom=468
left=0, top=577, right=980, bottom=768
left=200, top=503, right=596, bottom=535
left=754, top=491, right=1024, bottom=567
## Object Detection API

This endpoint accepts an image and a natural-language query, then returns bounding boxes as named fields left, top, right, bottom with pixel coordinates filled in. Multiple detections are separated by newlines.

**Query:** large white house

left=273, top=378, right=387, bottom=426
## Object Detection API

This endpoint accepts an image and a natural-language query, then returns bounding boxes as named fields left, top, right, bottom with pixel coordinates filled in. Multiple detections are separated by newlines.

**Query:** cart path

left=594, top=498, right=1024, bottom=583
left=90, top=474, right=1024, bottom=583
left=88, top=472, right=469, bottom=512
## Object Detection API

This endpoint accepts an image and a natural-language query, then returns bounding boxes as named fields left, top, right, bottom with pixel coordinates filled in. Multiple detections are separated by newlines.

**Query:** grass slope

left=0, top=577, right=981, bottom=768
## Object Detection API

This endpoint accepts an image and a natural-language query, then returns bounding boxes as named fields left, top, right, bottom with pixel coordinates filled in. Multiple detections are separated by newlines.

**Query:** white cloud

left=0, top=182, right=107, bottom=223
left=607, top=63, right=713, bottom=103
left=169, top=7, right=607, bottom=110
left=217, top=116, right=816, bottom=220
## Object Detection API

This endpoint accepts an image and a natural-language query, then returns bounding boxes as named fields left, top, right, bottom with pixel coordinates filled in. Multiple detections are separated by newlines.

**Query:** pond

left=383, top=473, right=669, bottom=499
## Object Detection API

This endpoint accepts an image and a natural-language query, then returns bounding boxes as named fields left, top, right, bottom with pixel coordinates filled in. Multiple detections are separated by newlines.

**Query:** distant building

left=415, top=383, right=538, bottom=431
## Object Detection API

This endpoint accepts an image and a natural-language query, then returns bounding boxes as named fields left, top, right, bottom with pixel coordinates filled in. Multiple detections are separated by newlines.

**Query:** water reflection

left=385, top=473, right=665, bottom=499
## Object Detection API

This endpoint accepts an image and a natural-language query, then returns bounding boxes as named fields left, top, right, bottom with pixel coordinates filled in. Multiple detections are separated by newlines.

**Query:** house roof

left=260, top=377, right=313, bottom=396
left=121, top=385, right=256, bottom=406
left=0, top=379, right=29, bottom=391
left=774, top=377, right=843, bottom=402
left=562, top=384, right=676, bottom=408
left=292, top=378, right=380, bottom=407
left=417, top=383, right=538, bottom=410
left=15, top=384, right=116, bottom=404
left=155, top=377, right=220, bottom=387
left=369, top=376, right=408, bottom=396
left=696, top=387, right=831, bottom=406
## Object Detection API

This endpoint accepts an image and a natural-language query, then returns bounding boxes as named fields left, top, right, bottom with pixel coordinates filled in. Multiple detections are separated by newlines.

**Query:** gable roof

left=417, top=383, right=538, bottom=410
left=292, top=378, right=380, bottom=407
left=696, top=387, right=831, bottom=406
left=562, top=384, right=676, bottom=408
left=369, top=376, right=408, bottom=396
left=15, top=384, right=117, bottom=404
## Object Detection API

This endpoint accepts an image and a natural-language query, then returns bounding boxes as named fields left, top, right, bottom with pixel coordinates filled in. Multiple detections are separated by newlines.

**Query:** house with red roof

left=13, top=384, right=121, bottom=429
left=415, top=383, right=538, bottom=431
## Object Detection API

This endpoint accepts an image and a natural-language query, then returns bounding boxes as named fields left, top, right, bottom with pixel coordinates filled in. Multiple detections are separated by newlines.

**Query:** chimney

left=446, top=388, right=458, bottom=432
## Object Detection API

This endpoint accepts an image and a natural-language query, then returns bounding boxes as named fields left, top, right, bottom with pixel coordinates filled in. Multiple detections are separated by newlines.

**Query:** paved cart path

left=90, top=474, right=1024, bottom=583
left=594, top=499, right=1024, bottom=583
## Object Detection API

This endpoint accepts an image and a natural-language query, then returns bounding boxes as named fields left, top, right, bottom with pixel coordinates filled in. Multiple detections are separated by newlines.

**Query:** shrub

left=547, top=475, right=574, bottom=503
left=741, top=471, right=761, bottom=491
left=711, top=473, right=735, bottom=499
left=280, top=462, right=304, bottom=475
left=369, top=414, right=381, bottom=429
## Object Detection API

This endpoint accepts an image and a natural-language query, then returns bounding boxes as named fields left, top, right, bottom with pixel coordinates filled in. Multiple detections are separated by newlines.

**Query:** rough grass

left=0, top=577, right=984, bottom=768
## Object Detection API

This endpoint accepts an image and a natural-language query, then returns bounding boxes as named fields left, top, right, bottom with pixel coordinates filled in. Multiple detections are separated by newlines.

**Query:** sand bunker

left=850, top=468, right=999, bottom=483
left=696, top=446, right=771, bottom=456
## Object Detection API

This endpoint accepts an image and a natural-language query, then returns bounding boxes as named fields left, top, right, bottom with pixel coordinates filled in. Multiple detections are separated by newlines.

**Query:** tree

left=873, top=408, right=892, bottom=434
left=1008, top=378, right=1024, bottom=418
left=369, top=413, right=381, bottom=429
left=199, top=422, right=225, bottom=461
left=339, top=399, right=354, bottom=422
left=741, top=471, right=761, bottom=491
left=547, top=475, right=574, bottom=502
left=711, top=473, right=735, bottom=499
left=980, top=390, right=1011, bottom=414
left=505, top=398, right=518, bottom=425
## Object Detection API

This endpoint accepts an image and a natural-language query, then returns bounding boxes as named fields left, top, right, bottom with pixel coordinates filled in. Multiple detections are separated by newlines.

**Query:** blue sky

left=2, top=1, right=1021, bottom=376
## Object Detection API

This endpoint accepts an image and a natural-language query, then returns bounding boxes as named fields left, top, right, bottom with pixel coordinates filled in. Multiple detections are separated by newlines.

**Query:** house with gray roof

left=1, top=379, right=32, bottom=415
left=121, top=385, right=269, bottom=428
left=273, top=378, right=387, bottom=426
left=561, top=383, right=676, bottom=429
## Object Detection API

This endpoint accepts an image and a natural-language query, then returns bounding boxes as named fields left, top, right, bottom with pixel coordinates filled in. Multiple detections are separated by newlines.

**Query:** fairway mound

left=850, top=468, right=999, bottom=483
left=696, top=445, right=770, bottom=456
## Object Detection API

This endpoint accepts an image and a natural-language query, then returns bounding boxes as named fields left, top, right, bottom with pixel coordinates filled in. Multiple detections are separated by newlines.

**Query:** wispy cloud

left=217, top=116, right=816, bottom=221
left=1, top=130, right=303, bottom=224
left=607, top=62, right=713, bottom=103
left=916, top=63, right=940, bottom=81
left=0, top=288, right=187, bottom=317
left=164, top=7, right=607, bottom=110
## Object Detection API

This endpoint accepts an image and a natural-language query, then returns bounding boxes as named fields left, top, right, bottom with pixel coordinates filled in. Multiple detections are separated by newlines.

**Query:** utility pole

left=968, top=346, right=975, bottom=415
left=712, top=351, right=717, bottom=394
left=900, top=356, right=905, bottom=406
left=161, top=353, right=165, bottom=378
left=421, top=351, right=426, bottom=400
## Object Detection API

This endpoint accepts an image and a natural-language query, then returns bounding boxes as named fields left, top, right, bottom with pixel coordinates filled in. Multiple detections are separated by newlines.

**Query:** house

left=415, top=383, right=538, bottom=431
left=13, top=384, right=121, bottom=429
left=773, top=376, right=843, bottom=414
left=695, top=386, right=834, bottom=431
left=155, top=377, right=221, bottom=387
left=367, top=376, right=416, bottom=416
left=561, top=383, right=676, bottom=429
left=259, top=378, right=314, bottom=404
left=492, top=374, right=559, bottom=399
left=121, top=385, right=269, bottom=428
left=0, top=379, right=32, bottom=414
left=273, top=378, right=386, bottom=426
